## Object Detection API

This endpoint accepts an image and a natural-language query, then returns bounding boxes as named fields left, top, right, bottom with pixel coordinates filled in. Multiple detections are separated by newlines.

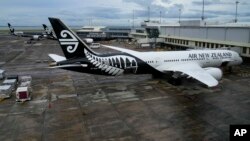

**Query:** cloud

left=0, top=0, right=250, bottom=26
left=122, top=0, right=184, bottom=19
left=192, top=0, right=226, bottom=5
left=84, top=7, right=123, bottom=19
left=193, top=0, right=250, bottom=6
left=123, top=0, right=154, bottom=7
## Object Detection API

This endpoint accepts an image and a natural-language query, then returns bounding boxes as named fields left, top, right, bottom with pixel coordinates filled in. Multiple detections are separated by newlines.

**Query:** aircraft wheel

left=228, top=66, right=232, bottom=73
left=168, top=77, right=182, bottom=86
left=152, top=73, right=163, bottom=79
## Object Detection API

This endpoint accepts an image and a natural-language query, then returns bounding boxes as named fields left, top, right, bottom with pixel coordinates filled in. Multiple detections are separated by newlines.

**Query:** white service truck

left=16, top=87, right=32, bottom=102
left=15, top=75, right=32, bottom=102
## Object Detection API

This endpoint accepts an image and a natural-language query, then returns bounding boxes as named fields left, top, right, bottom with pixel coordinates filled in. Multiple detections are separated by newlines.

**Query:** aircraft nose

left=239, top=57, right=243, bottom=64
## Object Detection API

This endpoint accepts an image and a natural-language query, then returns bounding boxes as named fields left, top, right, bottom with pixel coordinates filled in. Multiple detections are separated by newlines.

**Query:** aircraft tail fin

left=7, top=23, right=14, bottom=34
left=42, top=24, right=50, bottom=34
left=42, top=24, right=48, bottom=31
left=42, top=24, right=57, bottom=39
left=48, top=17, right=97, bottom=59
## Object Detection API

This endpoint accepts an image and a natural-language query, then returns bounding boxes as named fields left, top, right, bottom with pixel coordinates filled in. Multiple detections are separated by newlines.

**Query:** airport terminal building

left=130, top=21, right=250, bottom=58
left=74, top=21, right=250, bottom=59
left=76, top=26, right=131, bottom=40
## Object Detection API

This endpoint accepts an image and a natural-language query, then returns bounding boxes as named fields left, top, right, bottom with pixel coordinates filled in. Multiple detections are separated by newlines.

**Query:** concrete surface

left=0, top=35, right=250, bottom=141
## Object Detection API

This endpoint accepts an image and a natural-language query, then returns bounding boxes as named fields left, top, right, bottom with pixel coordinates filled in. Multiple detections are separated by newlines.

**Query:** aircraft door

left=154, top=57, right=162, bottom=67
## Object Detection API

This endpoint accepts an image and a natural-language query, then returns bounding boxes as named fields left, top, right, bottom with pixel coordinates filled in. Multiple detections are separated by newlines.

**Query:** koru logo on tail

left=59, top=30, right=79, bottom=53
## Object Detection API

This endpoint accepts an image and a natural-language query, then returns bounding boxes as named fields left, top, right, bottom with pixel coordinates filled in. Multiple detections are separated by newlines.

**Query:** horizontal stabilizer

left=48, top=64, right=84, bottom=68
left=48, top=54, right=66, bottom=62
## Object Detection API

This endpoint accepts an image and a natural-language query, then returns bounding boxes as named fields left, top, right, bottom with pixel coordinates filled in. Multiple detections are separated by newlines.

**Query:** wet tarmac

left=0, top=35, right=250, bottom=141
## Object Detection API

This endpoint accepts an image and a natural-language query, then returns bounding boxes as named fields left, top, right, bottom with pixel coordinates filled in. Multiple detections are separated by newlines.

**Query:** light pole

left=148, top=6, right=150, bottom=21
left=201, top=0, right=205, bottom=20
left=132, top=10, right=135, bottom=29
left=160, top=11, right=162, bottom=23
left=179, top=9, right=181, bottom=23
left=235, top=1, right=239, bottom=23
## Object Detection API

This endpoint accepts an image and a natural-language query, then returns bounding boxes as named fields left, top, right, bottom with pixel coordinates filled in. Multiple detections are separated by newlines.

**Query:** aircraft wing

left=156, top=62, right=219, bottom=87
left=101, top=45, right=140, bottom=56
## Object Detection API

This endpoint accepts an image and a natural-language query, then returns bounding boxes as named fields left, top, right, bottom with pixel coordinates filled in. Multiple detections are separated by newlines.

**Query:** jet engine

left=204, top=68, right=223, bottom=80
left=32, top=35, right=41, bottom=40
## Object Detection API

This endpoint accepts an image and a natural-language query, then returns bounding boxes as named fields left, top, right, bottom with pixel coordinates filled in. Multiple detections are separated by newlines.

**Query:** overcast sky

left=1, top=0, right=250, bottom=26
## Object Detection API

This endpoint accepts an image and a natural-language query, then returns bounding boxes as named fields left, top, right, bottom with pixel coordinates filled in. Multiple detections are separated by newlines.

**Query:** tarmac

left=0, top=35, right=250, bottom=141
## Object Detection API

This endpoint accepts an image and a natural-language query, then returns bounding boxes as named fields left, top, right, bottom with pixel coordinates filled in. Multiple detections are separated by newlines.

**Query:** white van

left=90, top=43, right=101, bottom=49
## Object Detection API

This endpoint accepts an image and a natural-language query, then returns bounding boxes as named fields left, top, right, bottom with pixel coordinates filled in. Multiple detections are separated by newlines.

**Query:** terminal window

left=207, top=43, right=210, bottom=48
left=243, top=47, right=247, bottom=54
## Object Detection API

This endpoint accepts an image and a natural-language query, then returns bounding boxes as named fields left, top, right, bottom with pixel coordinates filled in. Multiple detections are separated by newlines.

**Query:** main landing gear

left=168, top=77, right=182, bottom=86
left=152, top=72, right=183, bottom=86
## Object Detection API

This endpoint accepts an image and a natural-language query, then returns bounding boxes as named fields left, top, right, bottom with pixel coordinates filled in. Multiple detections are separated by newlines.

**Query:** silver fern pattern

left=84, top=49, right=138, bottom=76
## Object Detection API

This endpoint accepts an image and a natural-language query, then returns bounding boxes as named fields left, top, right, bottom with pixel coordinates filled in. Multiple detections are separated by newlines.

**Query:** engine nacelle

left=83, top=38, right=93, bottom=44
left=32, top=35, right=40, bottom=40
left=204, top=68, right=223, bottom=80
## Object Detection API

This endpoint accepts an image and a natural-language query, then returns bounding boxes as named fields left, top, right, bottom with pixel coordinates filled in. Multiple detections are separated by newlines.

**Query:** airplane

left=8, top=23, right=43, bottom=40
left=47, top=17, right=243, bottom=87
left=42, top=24, right=57, bottom=40
left=7, top=23, right=24, bottom=36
